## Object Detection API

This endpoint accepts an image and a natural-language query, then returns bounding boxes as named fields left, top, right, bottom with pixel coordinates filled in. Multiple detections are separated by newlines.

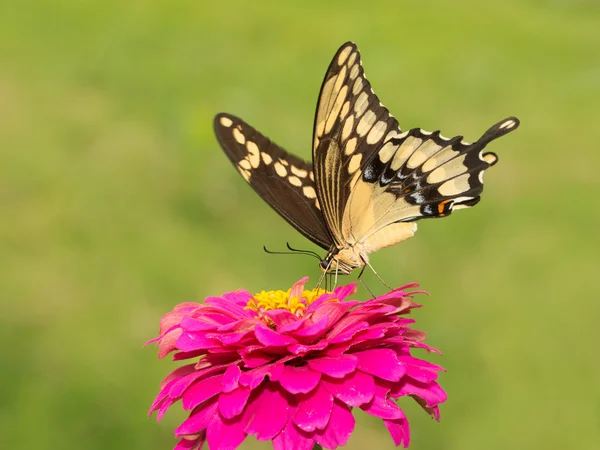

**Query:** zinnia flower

left=148, top=277, right=446, bottom=450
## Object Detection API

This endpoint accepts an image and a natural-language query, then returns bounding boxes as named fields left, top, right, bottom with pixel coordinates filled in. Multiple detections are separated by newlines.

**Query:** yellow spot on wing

left=366, top=120, right=387, bottom=145
left=354, top=91, right=369, bottom=116
left=344, top=137, right=357, bottom=155
left=357, top=110, right=376, bottom=137
left=219, top=116, right=233, bottom=127
left=233, top=128, right=246, bottom=145
left=378, top=141, right=397, bottom=163
left=291, top=166, right=308, bottom=178
left=303, top=186, right=317, bottom=198
left=288, top=176, right=302, bottom=187
left=342, top=115, right=354, bottom=141
left=337, top=46, right=352, bottom=65
left=348, top=153, right=362, bottom=173
left=261, top=152, right=273, bottom=165
left=438, top=173, right=471, bottom=196
left=274, top=162, right=287, bottom=177
left=246, top=141, right=260, bottom=168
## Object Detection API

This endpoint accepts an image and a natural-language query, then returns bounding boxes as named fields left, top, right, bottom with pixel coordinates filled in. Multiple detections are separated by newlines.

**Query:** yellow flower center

left=246, top=287, right=328, bottom=316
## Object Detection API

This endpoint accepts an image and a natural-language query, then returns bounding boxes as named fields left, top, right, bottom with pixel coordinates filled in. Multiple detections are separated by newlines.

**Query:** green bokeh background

left=1, top=1, right=599, bottom=449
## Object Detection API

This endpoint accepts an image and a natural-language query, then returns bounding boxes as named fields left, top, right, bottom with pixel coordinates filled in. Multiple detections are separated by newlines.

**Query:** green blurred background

left=1, top=0, right=599, bottom=449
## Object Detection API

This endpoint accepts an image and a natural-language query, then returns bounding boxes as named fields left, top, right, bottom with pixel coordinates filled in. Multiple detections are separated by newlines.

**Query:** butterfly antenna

left=263, top=245, right=321, bottom=261
left=285, top=243, right=322, bottom=260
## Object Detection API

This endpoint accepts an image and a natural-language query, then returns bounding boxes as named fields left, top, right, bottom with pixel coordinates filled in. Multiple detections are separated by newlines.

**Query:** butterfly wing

left=312, top=42, right=403, bottom=246
left=214, top=113, right=333, bottom=250
left=311, top=42, right=520, bottom=256
left=343, top=117, right=520, bottom=254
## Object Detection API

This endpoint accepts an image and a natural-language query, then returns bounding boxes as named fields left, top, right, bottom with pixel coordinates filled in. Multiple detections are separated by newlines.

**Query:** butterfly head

left=319, top=250, right=356, bottom=275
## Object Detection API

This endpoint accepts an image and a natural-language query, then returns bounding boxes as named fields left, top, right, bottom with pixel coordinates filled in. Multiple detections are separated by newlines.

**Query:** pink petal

left=287, top=340, right=328, bottom=356
left=314, top=400, right=355, bottom=449
left=293, top=384, right=333, bottom=432
left=238, top=358, right=291, bottom=389
left=327, top=320, right=369, bottom=344
left=289, top=277, right=309, bottom=299
left=244, top=384, right=290, bottom=440
left=205, top=411, right=247, bottom=450
left=222, top=364, right=241, bottom=393
left=240, top=346, right=277, bottom=368
left=174, top=433, right=205, bottom=450
left=255, top=325, right=297, bottom=346
left=395, top=380, right=447, bottom=407
left=176, top=331, right=219, bottom=352
left=398, top=356, right=443, bottom=383
left=272, top=420, right=315, bottom=450
left=264, top=309, right=299, bottom=328
left=384, top=417, right=410, bottom=448
left=355, top=348, right=405, bottom=381
left=361, top=384, right=404, bottom=420
left=181, top=374, right=224, bottom=410
left=279, top=365, right=321, bottom=394
left=204, top=294, right=252, bottom=318
left=157, top=328, right=183, bottom=358
left=292, top=316, right=330, bottom=339
left=321, top=371, right=375, bottom=407
left=219, top=385, right=251, bottom=419
left=175, top=399, right=218, bottom=435
left=309, top=302, right=355, bottom=329
left=307, top=355, right=357, bottom=378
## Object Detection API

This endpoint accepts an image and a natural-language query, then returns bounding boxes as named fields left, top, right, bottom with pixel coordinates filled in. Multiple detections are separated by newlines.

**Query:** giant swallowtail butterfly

left=214, top=42, right=519, bottom=275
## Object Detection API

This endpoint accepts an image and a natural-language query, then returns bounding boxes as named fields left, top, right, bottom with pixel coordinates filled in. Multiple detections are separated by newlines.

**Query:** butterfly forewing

left=214, top=113, right=333, bottom=249
left=311, top=42, right=403, bottom=241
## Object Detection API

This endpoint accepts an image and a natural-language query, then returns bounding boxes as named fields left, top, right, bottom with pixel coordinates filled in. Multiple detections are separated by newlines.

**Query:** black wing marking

left=361, top=117, right=521, bottom=222
left=311, top=42, right=402, bottom=239
left=214, top=113, right=333, bottom=249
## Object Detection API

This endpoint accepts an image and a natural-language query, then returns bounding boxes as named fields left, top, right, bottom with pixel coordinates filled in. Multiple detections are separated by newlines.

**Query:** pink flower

left=148, top=277, right=446, bottom=450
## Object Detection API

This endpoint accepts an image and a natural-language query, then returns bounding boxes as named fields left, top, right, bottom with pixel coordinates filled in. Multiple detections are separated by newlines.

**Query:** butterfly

left=214, top=42, right=519, bottom=276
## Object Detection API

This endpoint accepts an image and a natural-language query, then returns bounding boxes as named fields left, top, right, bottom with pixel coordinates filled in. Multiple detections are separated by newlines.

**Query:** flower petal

left=175, top=399, right=218, bottom=435
left=287, top=340, right=328, bottom=356
left=307, top=355, right=357, bottom=378
left=222, top=364, right=241, bottom=393
left=244, top=384, right=290, bottom=440
left=321, top=371, right=375, bottom=407
left=289, top=277, right=309, bottom=299
left=384, top=416, right=410, bottom=448
left=361, top=383, right=404, bottom=420
left=174, top=433, right=205, bottom=450
left=355, top=348, right=405, bottom=381
left=219, top=385, right=251, bottom=419
left=272, top=420, right=314, bottom=450
left=181, top=374, right=224, bottom=410
left=293, top=384, right=334, bottom=432
left=264, top=309, right=299, bottom=328
left=255, top=325, right=297, bottom=346
left=205, top=411, right=247, bottom=450
left=292, top=316, right=330, bottom=339
left=238, top=358, right=291, bottom=389
left=395, top=380, right=447, bottom=407
left=279, top=365, right=321, bottom=394
left=398, top=355, right=443, bottom=383
left=314, top=400, right=355, bottom=449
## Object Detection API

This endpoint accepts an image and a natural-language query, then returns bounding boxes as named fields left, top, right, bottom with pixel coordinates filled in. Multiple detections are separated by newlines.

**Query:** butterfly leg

left=356, top=264, right=377, bottom=298
left=360, top=255, right=393, bottom=290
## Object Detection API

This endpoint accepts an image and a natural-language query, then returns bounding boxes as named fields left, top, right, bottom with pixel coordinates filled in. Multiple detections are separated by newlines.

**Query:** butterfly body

left=214, top=42, right=519, bottom=275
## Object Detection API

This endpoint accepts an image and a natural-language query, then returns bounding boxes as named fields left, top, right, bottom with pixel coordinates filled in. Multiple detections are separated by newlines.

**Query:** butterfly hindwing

left=214, top=113, right=333, bottom=249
